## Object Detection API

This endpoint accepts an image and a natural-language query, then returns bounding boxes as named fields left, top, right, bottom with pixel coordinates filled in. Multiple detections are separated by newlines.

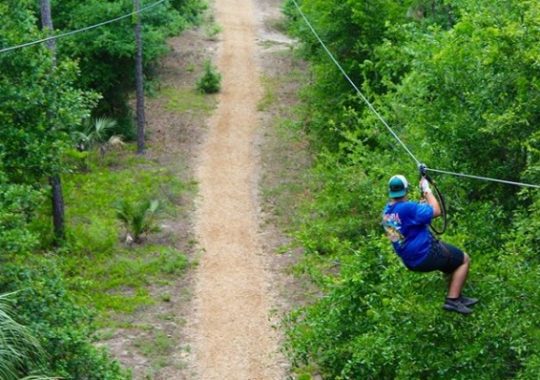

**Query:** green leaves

left=0, top=261, right=129, bottom=379
left=0, top=293, right=45, bottom=380
left=0, top=181, right=42, bottom=256
left=196, top=60, right=222, bottom=94
left=53, top=0, right=205, bottom=120
left=285, top=0, right=540, bottom=378
left=114, top=198, right=161, bottom=243
left=0, top=14, right=98, bottom=182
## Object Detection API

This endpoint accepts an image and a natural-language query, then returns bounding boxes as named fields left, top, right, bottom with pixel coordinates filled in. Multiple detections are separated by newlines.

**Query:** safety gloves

left=420, top=178, right=432, bottom=194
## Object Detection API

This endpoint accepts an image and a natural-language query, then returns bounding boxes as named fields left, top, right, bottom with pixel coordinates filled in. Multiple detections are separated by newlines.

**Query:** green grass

left=162, top=86, right=215, bottom=115
left=135, top=331, right=174, bottom=357
left=134, top=330, right=175, bottom=371
left=57, top=150, right=193, bottom=325
left=204, top=22, right=222, bottom=40
left=257, top=75, right=279, bottom=112
left=64, top=246, right=189, bottom=318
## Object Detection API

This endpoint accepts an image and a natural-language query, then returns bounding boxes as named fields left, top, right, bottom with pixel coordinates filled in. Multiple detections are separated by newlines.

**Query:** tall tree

left=40, top=0, right=66, bottom=241
left=134, top=0, right=146, bottom=154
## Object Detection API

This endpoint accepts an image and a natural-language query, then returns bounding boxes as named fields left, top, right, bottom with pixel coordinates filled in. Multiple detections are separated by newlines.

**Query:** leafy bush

left=282, top=0, right=540, bottom=378
left=0, top=260, right=129, bottom=379
left=115, top=199, right=160, bottom=243
left=285, top=234, right=540, bottom=379
left=197, top=60, right=222, bottom=94
left=72, top=118, right=118, bottom=152
left=52, top=0, right=206, bottom=122
left=0, top=180, right=42, bottom=256
left=0, top=293, right=46, bottom=380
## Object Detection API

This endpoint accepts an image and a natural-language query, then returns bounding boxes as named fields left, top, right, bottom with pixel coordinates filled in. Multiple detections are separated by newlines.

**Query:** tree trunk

left=49, top=175, right=65, bottom=239
left=134, top=0, right=146, bottom=154
left=41, top=0, right=65, bottom=241
left=40, top=0, right=56, bottom=53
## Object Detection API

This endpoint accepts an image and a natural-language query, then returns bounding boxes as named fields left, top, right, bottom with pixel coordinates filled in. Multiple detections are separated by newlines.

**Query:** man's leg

left=447, top=253, right=470, bottom=298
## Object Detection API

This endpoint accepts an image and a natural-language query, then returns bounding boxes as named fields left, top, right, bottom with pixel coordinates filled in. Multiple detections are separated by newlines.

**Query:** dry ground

left=102, top=0, right=310, bottom=378
left=100, top=21, right=219, bottom=380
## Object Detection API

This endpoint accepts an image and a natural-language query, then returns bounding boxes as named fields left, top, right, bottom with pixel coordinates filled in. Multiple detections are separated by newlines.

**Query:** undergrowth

left=273, top=1, right=540, bottom=378
left=24, top=147, right=194, bottom=323
left=58, top=149, right=193, bottom=325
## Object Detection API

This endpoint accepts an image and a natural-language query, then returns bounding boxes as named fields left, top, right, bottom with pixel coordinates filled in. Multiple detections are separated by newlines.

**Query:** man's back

left=382, top=201, right=433, bottom=268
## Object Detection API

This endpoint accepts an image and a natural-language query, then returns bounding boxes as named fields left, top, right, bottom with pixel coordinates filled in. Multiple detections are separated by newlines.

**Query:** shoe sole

left=462, top=300, right=479, bottom=307
left=443, top=305, right=473, bottom=315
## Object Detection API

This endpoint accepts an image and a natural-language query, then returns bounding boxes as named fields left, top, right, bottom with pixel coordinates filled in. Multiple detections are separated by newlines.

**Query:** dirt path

left=190, top=0, right=284, bottom=378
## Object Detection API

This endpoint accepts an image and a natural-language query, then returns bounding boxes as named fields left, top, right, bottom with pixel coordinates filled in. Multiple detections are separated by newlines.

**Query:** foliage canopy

left=284, top=0, right=540, bottom=378
left=0, top=0, right=205, bottom=377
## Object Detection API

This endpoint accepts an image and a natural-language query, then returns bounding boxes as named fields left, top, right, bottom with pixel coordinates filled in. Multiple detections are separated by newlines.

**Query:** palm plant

left=73, top=118, right=121, bottom=156
left=0, top=293, right=47, bottom=380
left=114, top=199, right=160, bottom=243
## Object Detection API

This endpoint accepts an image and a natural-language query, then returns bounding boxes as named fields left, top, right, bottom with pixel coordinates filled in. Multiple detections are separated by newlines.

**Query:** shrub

left=114, top=199, right=160, bottom=243
left=196, top=60, right=222, bottom=94
left=72, top=118, right=116, bottom=151
left=0, top=293, right=46, bottom=380
left=285, top=235, right=540, bottom=379
left=282, top=1, right=540, bottom=378
left=0, top=260, right=129, bottom=379
left=0, top=181, right=42, bottom=256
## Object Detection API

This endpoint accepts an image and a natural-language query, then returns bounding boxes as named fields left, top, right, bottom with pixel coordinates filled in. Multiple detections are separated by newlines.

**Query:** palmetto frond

left=0, top=293, right=47, bottom=380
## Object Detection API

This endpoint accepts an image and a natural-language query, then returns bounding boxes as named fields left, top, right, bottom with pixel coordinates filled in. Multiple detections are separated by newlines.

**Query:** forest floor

left=100, top=0, right=310, bottom=378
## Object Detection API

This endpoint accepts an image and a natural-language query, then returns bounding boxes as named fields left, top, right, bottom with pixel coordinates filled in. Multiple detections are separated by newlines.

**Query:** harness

left=419, top=164, right=447, bottom=235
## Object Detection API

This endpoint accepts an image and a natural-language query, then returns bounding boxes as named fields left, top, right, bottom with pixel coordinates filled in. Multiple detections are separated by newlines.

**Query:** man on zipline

left=382, top=175, right=478, bottom=314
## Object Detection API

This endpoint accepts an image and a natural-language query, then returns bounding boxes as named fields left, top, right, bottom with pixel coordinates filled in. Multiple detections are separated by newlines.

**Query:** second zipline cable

left=0, top=0, right=167, bottom=54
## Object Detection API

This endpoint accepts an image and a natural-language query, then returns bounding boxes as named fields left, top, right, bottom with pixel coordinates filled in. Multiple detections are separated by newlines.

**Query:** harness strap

left=419, top=164, right=448, bottom=235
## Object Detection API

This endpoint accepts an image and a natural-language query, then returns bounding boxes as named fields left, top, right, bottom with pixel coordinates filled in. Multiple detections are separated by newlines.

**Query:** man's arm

left=420, top=178, right=441, bottom=217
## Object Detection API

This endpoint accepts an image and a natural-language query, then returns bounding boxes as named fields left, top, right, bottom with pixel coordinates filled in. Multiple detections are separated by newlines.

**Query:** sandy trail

left=191, top=0, right=283, bottom=378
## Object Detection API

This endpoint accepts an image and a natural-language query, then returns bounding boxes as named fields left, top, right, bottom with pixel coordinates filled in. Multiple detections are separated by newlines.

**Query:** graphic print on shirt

left=383, top=212, right=404, bottom=244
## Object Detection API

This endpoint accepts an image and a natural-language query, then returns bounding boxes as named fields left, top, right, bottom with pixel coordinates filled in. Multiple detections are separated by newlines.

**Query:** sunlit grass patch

left=64, top=245, right=189, bottom=324
left=57, top=149, right=193, bottom=324
left=162, top=86, right=216, bottom=114
left=63, top=150, right=189, bottom=251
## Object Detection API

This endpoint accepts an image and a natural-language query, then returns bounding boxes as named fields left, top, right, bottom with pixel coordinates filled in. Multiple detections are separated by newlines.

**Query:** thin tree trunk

left=40, top=0, right=56, bottom=53
left=49, top=175, right=65, bottom=239
left=134, top=0, right=146, bottom=154
left=41, top=0, right=65, bottom=241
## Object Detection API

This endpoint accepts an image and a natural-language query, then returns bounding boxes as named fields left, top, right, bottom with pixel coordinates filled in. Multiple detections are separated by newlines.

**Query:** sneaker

left=459, top=295, right=479, bottom=307
left=443, top=299, right=473, bottom=315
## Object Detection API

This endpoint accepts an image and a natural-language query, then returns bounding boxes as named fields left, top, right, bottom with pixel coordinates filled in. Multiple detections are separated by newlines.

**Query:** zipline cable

left=426, top=167, right=540, bottom=189
left=0, top=0, right=167, bottom=54
left=290, top=0, right=421, bottom=167
left=290, top=0, right=540, bottom=190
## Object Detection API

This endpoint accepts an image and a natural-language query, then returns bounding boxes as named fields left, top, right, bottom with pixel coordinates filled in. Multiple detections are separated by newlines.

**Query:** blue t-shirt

left=382, top=201, right=434, bottom=268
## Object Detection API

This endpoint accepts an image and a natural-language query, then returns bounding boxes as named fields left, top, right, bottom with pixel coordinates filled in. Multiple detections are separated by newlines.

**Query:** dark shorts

left=411, top=241, right=465, bottom=274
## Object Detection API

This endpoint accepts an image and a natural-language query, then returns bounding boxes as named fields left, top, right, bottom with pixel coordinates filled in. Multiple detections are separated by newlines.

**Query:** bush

left=282, top=1, right=540, bottom=378
left=0, top=181, right=42, bottom=256
left=114, top=199, right=160, bottom=243
left=0, top=260, right=129, bottom=379
left=196, top=60, right=222, bottom=94
left=0, top=293, right=45, bottom=380
left=285, top=235, right=540, bottom=379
